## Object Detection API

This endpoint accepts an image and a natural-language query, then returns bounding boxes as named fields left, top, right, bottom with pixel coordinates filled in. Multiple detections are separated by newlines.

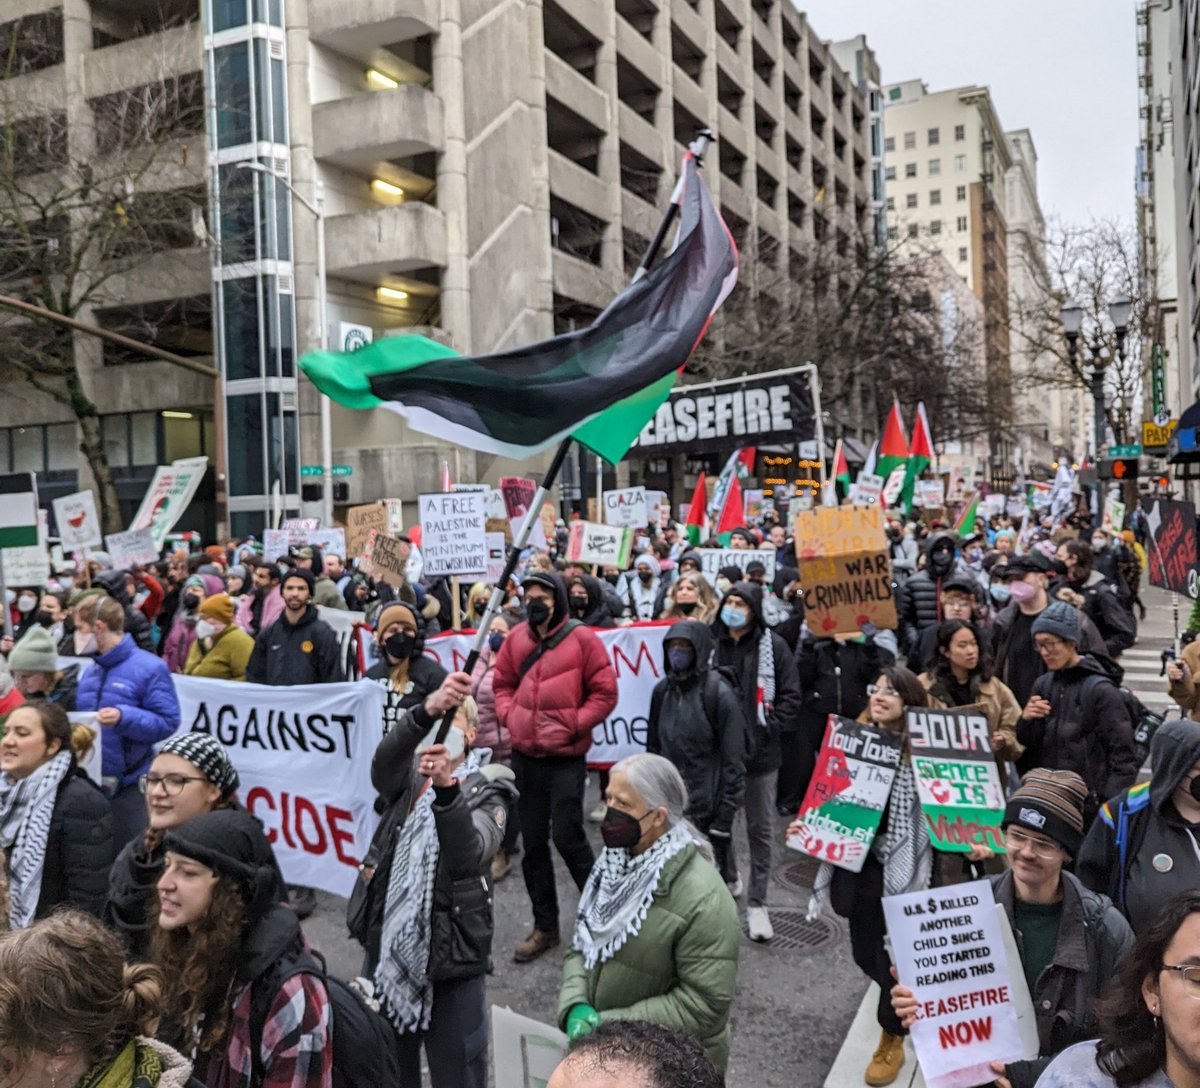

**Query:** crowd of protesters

left=0, top=488, right=1197, bottom=1088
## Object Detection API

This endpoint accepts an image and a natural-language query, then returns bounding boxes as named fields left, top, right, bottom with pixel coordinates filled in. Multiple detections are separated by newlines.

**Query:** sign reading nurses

left=52, top=491, right=103, bottom=550
left=419, top=491, right=488, bottom=577
left=632, top=366, right=816, bottom=456
left=602, top=486, right=648, bottom=528
left=167, top=677, right=386, bottom=897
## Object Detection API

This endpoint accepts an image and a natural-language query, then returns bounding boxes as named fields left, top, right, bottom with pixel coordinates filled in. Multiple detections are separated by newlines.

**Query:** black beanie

left=163, top=809, right=280, bottom=918
left=281, top=567, right=315, bottom=595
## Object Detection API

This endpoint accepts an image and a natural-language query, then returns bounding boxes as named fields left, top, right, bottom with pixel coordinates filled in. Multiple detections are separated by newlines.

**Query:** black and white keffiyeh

left=0, top=750, right=71, bottom=929
left=375, top=749, right=483, bottom=1033
left=572, top=822, right=693, bottom=970
left=756, top=628, right=776, bottom=727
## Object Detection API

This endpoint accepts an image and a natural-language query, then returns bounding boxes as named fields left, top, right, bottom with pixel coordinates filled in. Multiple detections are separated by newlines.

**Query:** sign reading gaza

left=631, top=366, right=815, bottom=456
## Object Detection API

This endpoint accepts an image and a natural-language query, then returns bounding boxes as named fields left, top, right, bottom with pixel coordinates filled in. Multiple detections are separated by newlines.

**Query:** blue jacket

left=75, top=634, right=181, bottom=786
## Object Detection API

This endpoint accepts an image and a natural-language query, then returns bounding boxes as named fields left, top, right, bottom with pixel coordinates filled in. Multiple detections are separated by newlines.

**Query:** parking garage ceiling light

left=376, top=287, right=409, bottom=303
left=371, top=178, right=405, bottom=198
left=366, top=68, right=399, bottom=90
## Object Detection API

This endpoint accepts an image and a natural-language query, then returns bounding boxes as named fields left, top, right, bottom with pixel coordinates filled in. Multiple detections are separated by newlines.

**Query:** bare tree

left=0, top=11, right=207, bottom=531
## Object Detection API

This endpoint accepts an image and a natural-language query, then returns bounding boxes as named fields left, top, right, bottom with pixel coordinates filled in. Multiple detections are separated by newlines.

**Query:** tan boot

left=864, top=1029, right=905, bottom=1086
left=490, top=850, right=513, bottom=882
left=513, top=929, right=560, bottom=963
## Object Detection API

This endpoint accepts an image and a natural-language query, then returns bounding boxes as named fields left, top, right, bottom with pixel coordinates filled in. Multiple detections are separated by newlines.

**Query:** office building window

left=888, top=226, right=898, bottom=240
left=957, top=215, right=968, bottom=230
left=955, top=154, right=967, bottom=171
left=958, top=246, right=968, bottom=261
left=930, top=189, right=941, bottom=205
left=905, top=162, right=917, bottom=178
left=905, top=192, right=917, bottom=208
left=928, top=127, right=939, bottom=145
left=956, top=185, right=967, bottom=200
left=954, top=123, right=966, bottom=140
left=928, top=158, right=940, bottom=175
left=884, top=165, right=896, bottom=180
left=930, top=219, right=941, bottom=234
left=903, top=131, right=915, bottom=149
left=886, top=196, right=895, bottom=210
left=884, top=135, right=895, bottom=152
left=907, top=223, right=918, bottom=238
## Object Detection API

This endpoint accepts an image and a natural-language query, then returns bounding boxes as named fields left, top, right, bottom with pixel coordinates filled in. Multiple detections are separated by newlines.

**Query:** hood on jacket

left=1053, top=652, right=1124, bottom=685
left=924, top=533, right=959, bottom=579
left=1149, top=718, right=1200, bottom=815
left=234, top=903, right=304, bottom=984
left=662, top=619, right=714, bottom=679
left=713, top=581, right=764, bottom=639
left=522, top=570, right=569, bottom=635
left=94, top=569, right=134, bottom=607
left=567, top=574, right=609, bottom=624
left=677, top=549, right=703, bottom=573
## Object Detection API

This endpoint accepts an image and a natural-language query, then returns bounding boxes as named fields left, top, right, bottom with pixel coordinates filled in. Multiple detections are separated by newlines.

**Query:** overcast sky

left=798, top=0, right=1139, bottom=227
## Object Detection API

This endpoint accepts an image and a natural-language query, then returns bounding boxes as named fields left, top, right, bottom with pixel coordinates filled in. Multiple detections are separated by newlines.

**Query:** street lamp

left=235, top=161, right=332, bottom=527
left=1060, top=298, right=1108, bottom=460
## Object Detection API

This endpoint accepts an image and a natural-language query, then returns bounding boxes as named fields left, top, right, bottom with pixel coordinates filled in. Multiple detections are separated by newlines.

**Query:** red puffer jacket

left=492, top=614, right=618, bottom=759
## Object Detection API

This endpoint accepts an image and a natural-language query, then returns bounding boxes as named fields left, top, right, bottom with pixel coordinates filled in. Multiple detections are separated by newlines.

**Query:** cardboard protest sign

left=167, top=678, right=386, bottom=897
left=491, top=1007, right=567, bottom=1088
left=53, top=491, right=102, bottom=550
left=853, top=472, right=884, bottom=506
left=793, top=505, right=896, bottom=637
left=484, top=488, right=506, bottom=521
left=540, top=502, right=557, bottom=542
left=786, top=715, right=903, bottom=872
left=367, top=531, right=410, bottom=587
left=693, top=548, right=776, bottom=586
left=419, top=491, right=487, bottom=577
left=603, top=486, right=648, bottom=528
left=104, top=528, right=159, bottom=568
left=346, top=504, right=388, bottom=557
left=907, top=706, right=1007, bottom=853
left=129, top=456, right=208, bottom=547
left=567, top=521, right=633, bottom=567
left=883, top=879, right=1026, bottom=1088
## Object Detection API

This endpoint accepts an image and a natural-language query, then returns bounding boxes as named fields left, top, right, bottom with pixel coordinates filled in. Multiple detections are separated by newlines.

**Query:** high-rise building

left=0, top=0, right=878, bottom=533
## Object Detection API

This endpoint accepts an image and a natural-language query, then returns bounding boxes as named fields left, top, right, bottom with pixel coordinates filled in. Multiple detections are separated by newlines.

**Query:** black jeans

left=397, top=975, right=487, bottom=1088
left=832, top=856, right=905, bottom=1037
left=512, top=752, right=595, bottom=933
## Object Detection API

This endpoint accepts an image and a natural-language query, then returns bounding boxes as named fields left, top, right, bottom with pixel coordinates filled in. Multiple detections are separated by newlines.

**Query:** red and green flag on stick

left=297, top=152, right=738, bottom=466
left=684, top=472, right=709, bottom=545
left=954, top=492, right=980, bottom=536
left=710, top=448, right=755, bottom=544
left=901, top=402, right=934, bottom=514
left=876, top=400, right=910, bottom=485
left=826, top=437, right=850, bottom=507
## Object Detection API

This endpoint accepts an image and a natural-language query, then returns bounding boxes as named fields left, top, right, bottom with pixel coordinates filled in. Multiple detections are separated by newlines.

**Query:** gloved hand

left=566, top=1003, right=602, bottom=1041
left=859, top=621, right=879, bottom=641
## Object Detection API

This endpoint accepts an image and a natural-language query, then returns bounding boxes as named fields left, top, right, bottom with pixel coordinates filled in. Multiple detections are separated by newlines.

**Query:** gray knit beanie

left=1029, top=600, right=1081, bottom=645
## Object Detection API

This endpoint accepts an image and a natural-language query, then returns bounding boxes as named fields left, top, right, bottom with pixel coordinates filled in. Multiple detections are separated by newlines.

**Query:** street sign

left=1107, top=444, right=1142, bottom=458
left=1100, top=458, right=1139, bottom=481
left=1153, top=344, right=1167, bottom=418
left=301, top=465, right=352, bottom=477
left=1144, top=419, right=1178, bottom=453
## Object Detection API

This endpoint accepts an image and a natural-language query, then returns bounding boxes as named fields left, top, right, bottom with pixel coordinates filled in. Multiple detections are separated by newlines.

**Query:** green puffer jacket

left=556, top=841, right=741, bottom=1071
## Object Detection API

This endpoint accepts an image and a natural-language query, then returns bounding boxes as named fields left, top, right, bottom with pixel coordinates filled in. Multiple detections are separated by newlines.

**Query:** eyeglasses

left=1033, top=638, right=1065, bottom=653
left=866, top=684, right=899, bottom=698
left=139, top=773, right=208, bottom=796
left=1162, top=964, right=1200, bottom=1000
left=1004, top=827, right=1061, bottom=859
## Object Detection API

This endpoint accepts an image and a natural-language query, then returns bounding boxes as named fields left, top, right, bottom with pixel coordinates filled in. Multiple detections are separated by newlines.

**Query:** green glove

left=566, top=1003, right=602, bottom=1041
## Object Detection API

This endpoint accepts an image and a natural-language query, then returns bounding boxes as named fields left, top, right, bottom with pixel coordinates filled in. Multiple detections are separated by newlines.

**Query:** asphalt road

left=299, top=584, right=1185, bottom=1086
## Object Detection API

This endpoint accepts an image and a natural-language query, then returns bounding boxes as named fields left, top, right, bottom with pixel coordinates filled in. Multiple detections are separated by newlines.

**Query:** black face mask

left=383, top=631, right=416, bottom=661
left=1189, top=775, right=1200, bottom=805
left=526, top=599, right=552, bottom=628
left=472, top=601, right=486, bottom=616
left=36, top=609, right=55, bottom=627
left=676, top=601, right=696, bottom=615
left=600, top=806, right=646, bottom=850
left=569, top=596, right=589, bottom=616
left=182, top=593, right=201, bottom=611
left=637, top=570, right=654, bottom=583
left=602, top=574, right=619, bottom=586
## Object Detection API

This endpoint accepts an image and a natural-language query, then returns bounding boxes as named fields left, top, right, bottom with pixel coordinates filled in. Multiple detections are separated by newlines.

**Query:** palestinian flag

left=685, top=473, right=709, bottom=545
left=901, top=402, right=934, bottom=514
left=954, top=492, right=979, bottom=536
left=0, top=473, right=38, bottom=548
left=298, top=152, right=738, bottom=465
left=876, top=400, right=909, bottom=485
left=714, top=475, right=745, bottom=544
left=826, top=438, right=850, bottom=507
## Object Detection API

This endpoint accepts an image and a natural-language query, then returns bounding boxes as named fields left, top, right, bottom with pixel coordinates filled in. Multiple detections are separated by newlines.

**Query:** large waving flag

left=876, top=400, right=910, bottom=485
left=901, top=402, right=934, bottom=514
left=685, top=472, right=709, bottom=545
left=299, top=152, right=737, bottom=465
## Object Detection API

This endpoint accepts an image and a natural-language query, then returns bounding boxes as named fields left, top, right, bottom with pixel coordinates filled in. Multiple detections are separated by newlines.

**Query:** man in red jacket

left=493, top=570, right=618, bottom=963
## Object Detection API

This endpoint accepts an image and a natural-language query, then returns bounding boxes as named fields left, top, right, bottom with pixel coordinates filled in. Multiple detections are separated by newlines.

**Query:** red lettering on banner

left=247, top=786, right=277, bottom=843
left=937, top=1017, right=993, bottom=1048
left=246, top=787, right=360, bottom=868
left=328, top=805, right=358, bottom=867
left=612, top=639, right=660, bottom=680
left=294, top=796, right=328, bottom=854
left=279, top=792, right=298, bottom=848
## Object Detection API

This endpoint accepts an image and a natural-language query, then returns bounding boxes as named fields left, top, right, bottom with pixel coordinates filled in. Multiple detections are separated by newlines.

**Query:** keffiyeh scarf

left=375, top=749, right=483, bottom=1033
left=77, top=1040, right=163, bottom=1088
left=755, top=628, right=776, bottom=728
left=0, top=751, right=71, bottom=929
left=807, top=762, right=931, bottom=921
left=572, top=822, right=694, bottom=970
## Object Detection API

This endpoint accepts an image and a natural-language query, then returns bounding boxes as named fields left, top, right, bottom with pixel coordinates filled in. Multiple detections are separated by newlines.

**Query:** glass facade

left=205, top=0, right=299, bottom=526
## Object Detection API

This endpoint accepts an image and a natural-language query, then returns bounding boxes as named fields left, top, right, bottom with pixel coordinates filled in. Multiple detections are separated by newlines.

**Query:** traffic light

left=301, top=483, right=322, bottom=502
left=333, top=482, right=350, bottom=503
left=1099, top=458, right=1139, bottom=481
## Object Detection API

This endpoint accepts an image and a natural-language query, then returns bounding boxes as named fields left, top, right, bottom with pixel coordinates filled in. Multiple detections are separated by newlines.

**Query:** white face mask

left=74, top=631, right=98, bottom=656
left=195, top=619, right=218, bottom=640
left=16, top=596, right=36, bottom=613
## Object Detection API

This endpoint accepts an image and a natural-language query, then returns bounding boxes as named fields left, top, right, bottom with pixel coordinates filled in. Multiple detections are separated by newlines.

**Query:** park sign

left=792, top=505, right=897, bottom=637
left=0, top=473, right=39, bottom=548
left=786, top=714, right=903, bottom=873
left=907, top=706, right=1006, bottom=853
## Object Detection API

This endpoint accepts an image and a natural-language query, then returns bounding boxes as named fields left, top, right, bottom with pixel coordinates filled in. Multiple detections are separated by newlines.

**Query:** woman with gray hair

left=556, top=753, right=741, bottom=1073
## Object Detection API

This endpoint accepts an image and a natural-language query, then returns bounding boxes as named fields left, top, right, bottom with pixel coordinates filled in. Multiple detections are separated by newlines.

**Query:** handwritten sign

left=567, top=520, right=633, bottom=567
left=793, top=505, right=896, bottom=636
left=883, top=880, right=1026, bottom=1088
left=499, top=477, right=536, bottom=521
left=915, top=479, right=946, bottom=508
left=367, top=531, right=411, bottom=588
left=53, top=491, right=102, bottom=550
left=602, top=486, right=648, bottom=528
left=262, top=530, right=290, bottom=562
left=787, top=715, right=903, bottom=872
left=346, top=504, right=388, bottom=557
left=853, top=472, right=884, bottom=506
left=419, top=491, right=487, bottom=577
left=1149, top=499, right=1199, bottom=597
left=907, top=707, right=1006, bottom=853
left=104, top=527, right=159, bottom=568
left=693, top=547, right=776, bottom=586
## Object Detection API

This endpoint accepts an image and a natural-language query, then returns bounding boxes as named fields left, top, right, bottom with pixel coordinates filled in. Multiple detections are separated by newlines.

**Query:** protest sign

left=491, top=1007, right=567, bottom=1088
left=53, top=491, right=102, bottom=550
left=786, top=715, right=903, bottom=872
left=485, top=531, right=507, bottom=582
left=419, top=491, right=487, bottom=576
left=693, top=548, right=776, bottom=586
left=914, top=479, right=945, bottom=508
left=793, top=505, right=896, bottom=637
left=566, top=521, right=633, bottom=568
left=2, top=507, right=49, bottom=587
left=945, top=467, right=965, bottom=503
left=167, top=677, right=386, bottom=897
left=383, top=498, right=404, bottom=535
left=853, top=472, right=884, bottom=506
left=883, top=879, right=1026, bottom=1088
left=346, top=504, right=388, bottom=557
left=423, top=623, right=669, bottom=767
left=907, top=706, right=1006, bottom=852
left=743, top=488, right=765, bottom=521
left=540, top=503, right=557, bottom=542
left=602, top=486, right=648, bottom=528
left=306, top=528, right=346, bottom=559
left=484, top=488, right=507, bottom=521
left=499, top=476, right=536, bottom=521
left=262, top=529, right=290, bottom=562
left=280, top=517, right=320, bottom=544
left=129, top=456, right=209, bottom=548
left=1103, top=496, right=1127, bottom=533
left=104, top=528, right=159, bottom=568
left=1148, top=499, right=1199, bottom=597
left=883, top=466, right=906, bottom=506
left=367, top=532, right=411, bottom=588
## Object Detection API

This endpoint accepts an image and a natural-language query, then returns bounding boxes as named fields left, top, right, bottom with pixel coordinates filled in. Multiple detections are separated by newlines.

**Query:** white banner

left=693, top=547, right=776, bottom=587
left=602, top=486, right=648, bottom=528
left=166, top=677, right=385, bottom=897
left=104, top=527, right=159, bottom=568
left=129, top=457, right=209, bottom=548
left=53, top=491, right=103, bottom=550
left=422, top=624, right=670, bottom=767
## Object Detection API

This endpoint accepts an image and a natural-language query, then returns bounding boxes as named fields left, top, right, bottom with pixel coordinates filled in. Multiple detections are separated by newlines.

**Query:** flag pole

left=430, top=130, right=717, bottom=744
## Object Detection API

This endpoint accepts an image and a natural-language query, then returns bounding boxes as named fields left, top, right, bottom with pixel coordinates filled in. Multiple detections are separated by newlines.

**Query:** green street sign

left=1106, top=444, right=1141, bottom=458
left=300, top=465, right=352, bottom=477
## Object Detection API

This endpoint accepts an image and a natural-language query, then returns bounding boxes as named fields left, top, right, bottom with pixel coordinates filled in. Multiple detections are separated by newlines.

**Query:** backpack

left=1080, top=674, right=1161, bottom=766
left=250, top=947, right=401, bottom=1088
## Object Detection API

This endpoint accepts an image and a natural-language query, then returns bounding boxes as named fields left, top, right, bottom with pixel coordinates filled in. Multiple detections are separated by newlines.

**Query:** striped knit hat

left=1003, top=768, right=1088, bottom=855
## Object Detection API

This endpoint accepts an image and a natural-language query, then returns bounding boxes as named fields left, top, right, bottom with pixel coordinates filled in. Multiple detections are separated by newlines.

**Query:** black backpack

left=250, top=948, right=401, bottom=1088
left=1079, top=674, right=1161, bottom=766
